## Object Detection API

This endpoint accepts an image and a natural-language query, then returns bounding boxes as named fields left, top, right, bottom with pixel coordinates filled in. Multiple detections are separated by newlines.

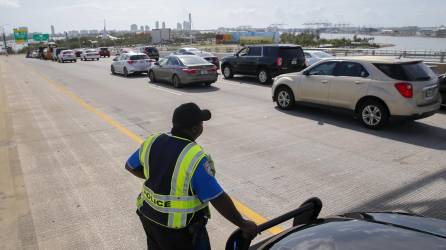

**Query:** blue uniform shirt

left=127, top=148, right=223, bottom=202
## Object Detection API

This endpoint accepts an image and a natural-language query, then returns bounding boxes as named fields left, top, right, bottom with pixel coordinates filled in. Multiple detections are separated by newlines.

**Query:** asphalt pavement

left=1, top=55, right=445, bottom=249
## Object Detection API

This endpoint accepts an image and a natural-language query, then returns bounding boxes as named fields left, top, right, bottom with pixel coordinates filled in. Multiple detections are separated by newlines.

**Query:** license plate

left=200, top=70, right=207, bottom=75
left=291, top=60, right=297, bottom=65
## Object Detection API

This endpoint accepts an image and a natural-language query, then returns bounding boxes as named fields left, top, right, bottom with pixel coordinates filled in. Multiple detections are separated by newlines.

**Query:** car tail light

left=127, top=60, right=135, bottom=64
left=182, top=68, right=197, bottom=74
left=395, top=82, right=413, bottom=98
left=277, top=57, right=283, bottom=67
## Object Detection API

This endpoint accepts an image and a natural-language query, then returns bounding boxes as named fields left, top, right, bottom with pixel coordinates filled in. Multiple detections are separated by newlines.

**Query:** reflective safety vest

left=136, top=133, right=209, bottom=229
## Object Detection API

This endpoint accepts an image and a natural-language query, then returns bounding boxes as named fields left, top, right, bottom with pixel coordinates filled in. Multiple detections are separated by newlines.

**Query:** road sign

left=32, top=34, right=49, bottom=42
left=13, top=28, right=28, bottom=44
left=32, top=34, right=41, bottom=41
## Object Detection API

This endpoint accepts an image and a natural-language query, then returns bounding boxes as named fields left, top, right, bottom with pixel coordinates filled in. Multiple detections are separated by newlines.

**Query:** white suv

left=81, top=49, right=100, bottom=61
left=272, top=57, right=441, bottom=129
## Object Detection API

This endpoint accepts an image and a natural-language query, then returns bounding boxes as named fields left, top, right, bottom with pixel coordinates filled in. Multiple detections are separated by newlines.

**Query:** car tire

left=222, top=65, right=233, bottom=79
left=148, top=71, right=156, bottom=82
left=275, top=86, right=295, bottom=110
left=74, top=60, right=77, bottom=62
left=123, top=67, right=129, bottom=77
left=358, top=99, right=389, bottom=129
left=111, top=65, right=116, bottom=75
left=172, top=75, right=181, bottom=88
left=258, top=68, right=272, bottom=84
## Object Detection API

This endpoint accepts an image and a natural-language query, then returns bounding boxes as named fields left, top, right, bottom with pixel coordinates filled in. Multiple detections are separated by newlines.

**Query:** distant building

left=145, top=25, right=150, bottom=32
left=436, top=27, right=446, bottom=37
left=155, top=21, right=159, bottom=29
left=130, top=24, right=138, bottom=32
left=177, top=23, right=182, bottom=30
left=80, top=30, right=89, bottom=35
left=183, top=21, right=190, bottom=31
left=51, top=25, right=55, bottom=36
left=162, top=22, right=166, bottom=29
left=189, top=13, right=192, bottom=30
left=68, top=30, right=80, bottom=38
left=151, top=29, right=172, bottom=44
left=89, top=29, right=99, bottom=34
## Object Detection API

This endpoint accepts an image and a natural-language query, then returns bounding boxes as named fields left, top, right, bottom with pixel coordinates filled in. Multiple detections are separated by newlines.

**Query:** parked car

left=148, top=55, right=218, bottom=88
left=221, top=44, right=306, bottom=84
left=226, top=197, right=446, bottom=250
left=74, top=49, right=83, bottom=58
left=272, top=57, right=441, bottom=129
left=172, top=47, right=219, bottom=69
left=304, top=50, right=334, bottom=66
left=116, top=47, right=134, bottom=56
left=31, top=50, right=39, bottom=58
left=99, top=47, right=110, bottom=57
left=139, top=46, right=160, bottom=61
left=58, top=50, right=77, bottom=63
left=52, top=47, right=67, bottom=61
left=81, top=49, right=100, bottom=61
left=111, top=52, right=152, bottom=77
left=439, top=73, right=446, bottom=107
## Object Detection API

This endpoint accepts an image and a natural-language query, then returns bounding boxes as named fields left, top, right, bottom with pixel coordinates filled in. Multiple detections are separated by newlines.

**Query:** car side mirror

left=113, top=57, right=118, bottom=61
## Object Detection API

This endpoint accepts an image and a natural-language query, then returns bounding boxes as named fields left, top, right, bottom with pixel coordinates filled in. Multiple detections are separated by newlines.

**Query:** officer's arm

left=125, top=148, right=146, bottom=179
left=211, top=193, right=257, bottom=238
left=125, top=163, right=145, bottom=179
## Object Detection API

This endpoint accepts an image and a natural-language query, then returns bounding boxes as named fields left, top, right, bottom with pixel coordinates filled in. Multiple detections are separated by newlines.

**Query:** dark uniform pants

left=137, top=210, right=211, bottom=250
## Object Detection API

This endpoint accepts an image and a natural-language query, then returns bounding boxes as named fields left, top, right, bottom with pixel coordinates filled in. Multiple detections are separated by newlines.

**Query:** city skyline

left=1, top=0, right=446, bottom=33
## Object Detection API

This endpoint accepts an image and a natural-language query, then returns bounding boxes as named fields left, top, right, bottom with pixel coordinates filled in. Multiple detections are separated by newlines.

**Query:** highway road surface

left=1, top=55, right=445, bottom=249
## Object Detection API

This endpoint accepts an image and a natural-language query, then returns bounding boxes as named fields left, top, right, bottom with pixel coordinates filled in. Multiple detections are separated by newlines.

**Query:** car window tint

left=130, top=55, right=149, bottom=60
left=279, top=47, right=303, bottom=59
left=309, top=62, right=337, bottom=76
left=167, top=57, right=180, bottom=65
left=374, top=62, right=432, bottom=81
left=263, top=47, right=275, bottom=56
left=158, top=58, right=168, bottom=65
left=179, top=56, right=209, bottom=65
left=335, top=62, right=369, bottom=77
left=248, top=47, right=262, bottom=56
left=238, top=48, right=248, bottom=56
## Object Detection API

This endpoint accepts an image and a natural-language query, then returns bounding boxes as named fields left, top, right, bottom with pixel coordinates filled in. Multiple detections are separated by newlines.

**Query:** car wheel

left=172, top=75, right=181, bottom=88
left=359, top=100, right=389, bottom=129
left=148, top=71, right=156, bottom=82
left=111, top=65, right=116, bottom=75
left=123, top=67, right=129, bottom=77
left=276, top=86, right=295, bottom=110
left=74, top=60, right=77, bottom=62
left=258, top=68, right=272, bottom=84
left=222, top=65, right=233, bottom=79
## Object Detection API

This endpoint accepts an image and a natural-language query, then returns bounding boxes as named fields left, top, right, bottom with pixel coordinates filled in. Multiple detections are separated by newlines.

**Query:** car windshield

left=130, top=55, right=149, bottom=60
left=179, top=56, right=209, bottom=65
left=63, top=51, right=73, bottom=54
left=374, top=62, right=432, bottom=81
left=86, top=50, right=96, bottom=53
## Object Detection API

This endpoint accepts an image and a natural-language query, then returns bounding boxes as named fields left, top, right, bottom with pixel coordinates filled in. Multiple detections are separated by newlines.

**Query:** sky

left=1, top=0, right=445, bottom=34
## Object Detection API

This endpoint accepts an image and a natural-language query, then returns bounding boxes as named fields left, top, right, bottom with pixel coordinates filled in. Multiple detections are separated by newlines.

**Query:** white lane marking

left=220, top=81, right=252, bottom=88
left=147, top=85, right=183, bottom=96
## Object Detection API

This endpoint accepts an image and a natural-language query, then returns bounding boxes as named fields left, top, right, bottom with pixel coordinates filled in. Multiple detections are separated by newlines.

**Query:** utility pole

left=1, top=24, right=9, bottom=51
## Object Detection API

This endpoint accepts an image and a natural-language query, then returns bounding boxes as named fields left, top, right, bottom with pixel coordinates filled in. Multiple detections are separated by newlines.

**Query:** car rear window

left=279, top=47, right=304, bottom=59
left=130, top=55, right=149, bottom=60
left=374, top=62, right=432, bottom=81
left=179, top=56, right=209, bottom=65
left=145, top=48, right=158, bottom=53
left=100, top=48, right=108, bottom=51
left=86, top=50, right=96, bottom=53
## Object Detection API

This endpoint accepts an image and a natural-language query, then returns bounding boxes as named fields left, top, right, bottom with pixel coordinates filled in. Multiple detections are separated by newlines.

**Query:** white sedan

left=304, top=50, right=334, bottom=66
left=111, top=52, right=153, bottom=77
left=81, top=49, right=100, bottom=61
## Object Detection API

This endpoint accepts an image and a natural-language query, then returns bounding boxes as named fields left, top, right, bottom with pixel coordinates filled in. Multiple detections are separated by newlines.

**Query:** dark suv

left=140, top=46, right=160, bottom=61
left=99, top=47, right=110, bottom=57
left=220, top=44, right=306, bottom=84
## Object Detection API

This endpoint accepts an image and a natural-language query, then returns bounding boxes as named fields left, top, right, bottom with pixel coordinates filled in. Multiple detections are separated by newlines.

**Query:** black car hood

left=261, top=218, right=446, bottom=250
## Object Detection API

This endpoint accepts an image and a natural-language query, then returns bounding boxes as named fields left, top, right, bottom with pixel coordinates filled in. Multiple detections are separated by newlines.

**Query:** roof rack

left=225, top=197, right=322, bottom=250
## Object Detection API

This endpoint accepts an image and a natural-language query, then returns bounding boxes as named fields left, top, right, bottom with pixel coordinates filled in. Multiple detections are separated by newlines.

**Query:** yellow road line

left=33, top=69, right=284, bottom=235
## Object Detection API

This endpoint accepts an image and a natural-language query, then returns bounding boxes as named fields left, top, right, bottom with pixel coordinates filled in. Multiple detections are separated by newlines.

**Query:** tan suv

left=272, top=57, right=442, bottom=129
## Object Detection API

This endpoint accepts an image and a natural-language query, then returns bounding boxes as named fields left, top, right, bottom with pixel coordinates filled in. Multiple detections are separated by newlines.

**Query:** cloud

left=0, top=0, right=20, bottom=8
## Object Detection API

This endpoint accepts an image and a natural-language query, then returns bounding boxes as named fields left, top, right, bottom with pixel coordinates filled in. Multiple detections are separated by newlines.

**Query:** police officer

left=125, top=102, right=257, bottom=250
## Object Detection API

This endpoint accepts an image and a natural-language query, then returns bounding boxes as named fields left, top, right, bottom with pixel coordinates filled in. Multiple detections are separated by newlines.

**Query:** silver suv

left=272, top=57, right=442, bottom=129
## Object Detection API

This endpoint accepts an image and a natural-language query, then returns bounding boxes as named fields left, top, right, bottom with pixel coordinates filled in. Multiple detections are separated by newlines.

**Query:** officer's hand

left=241, top=220, right=258, bottom=239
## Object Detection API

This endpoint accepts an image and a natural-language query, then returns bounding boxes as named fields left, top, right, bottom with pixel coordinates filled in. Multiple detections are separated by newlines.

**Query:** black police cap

left=172, top=103, right=211, bottom=129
